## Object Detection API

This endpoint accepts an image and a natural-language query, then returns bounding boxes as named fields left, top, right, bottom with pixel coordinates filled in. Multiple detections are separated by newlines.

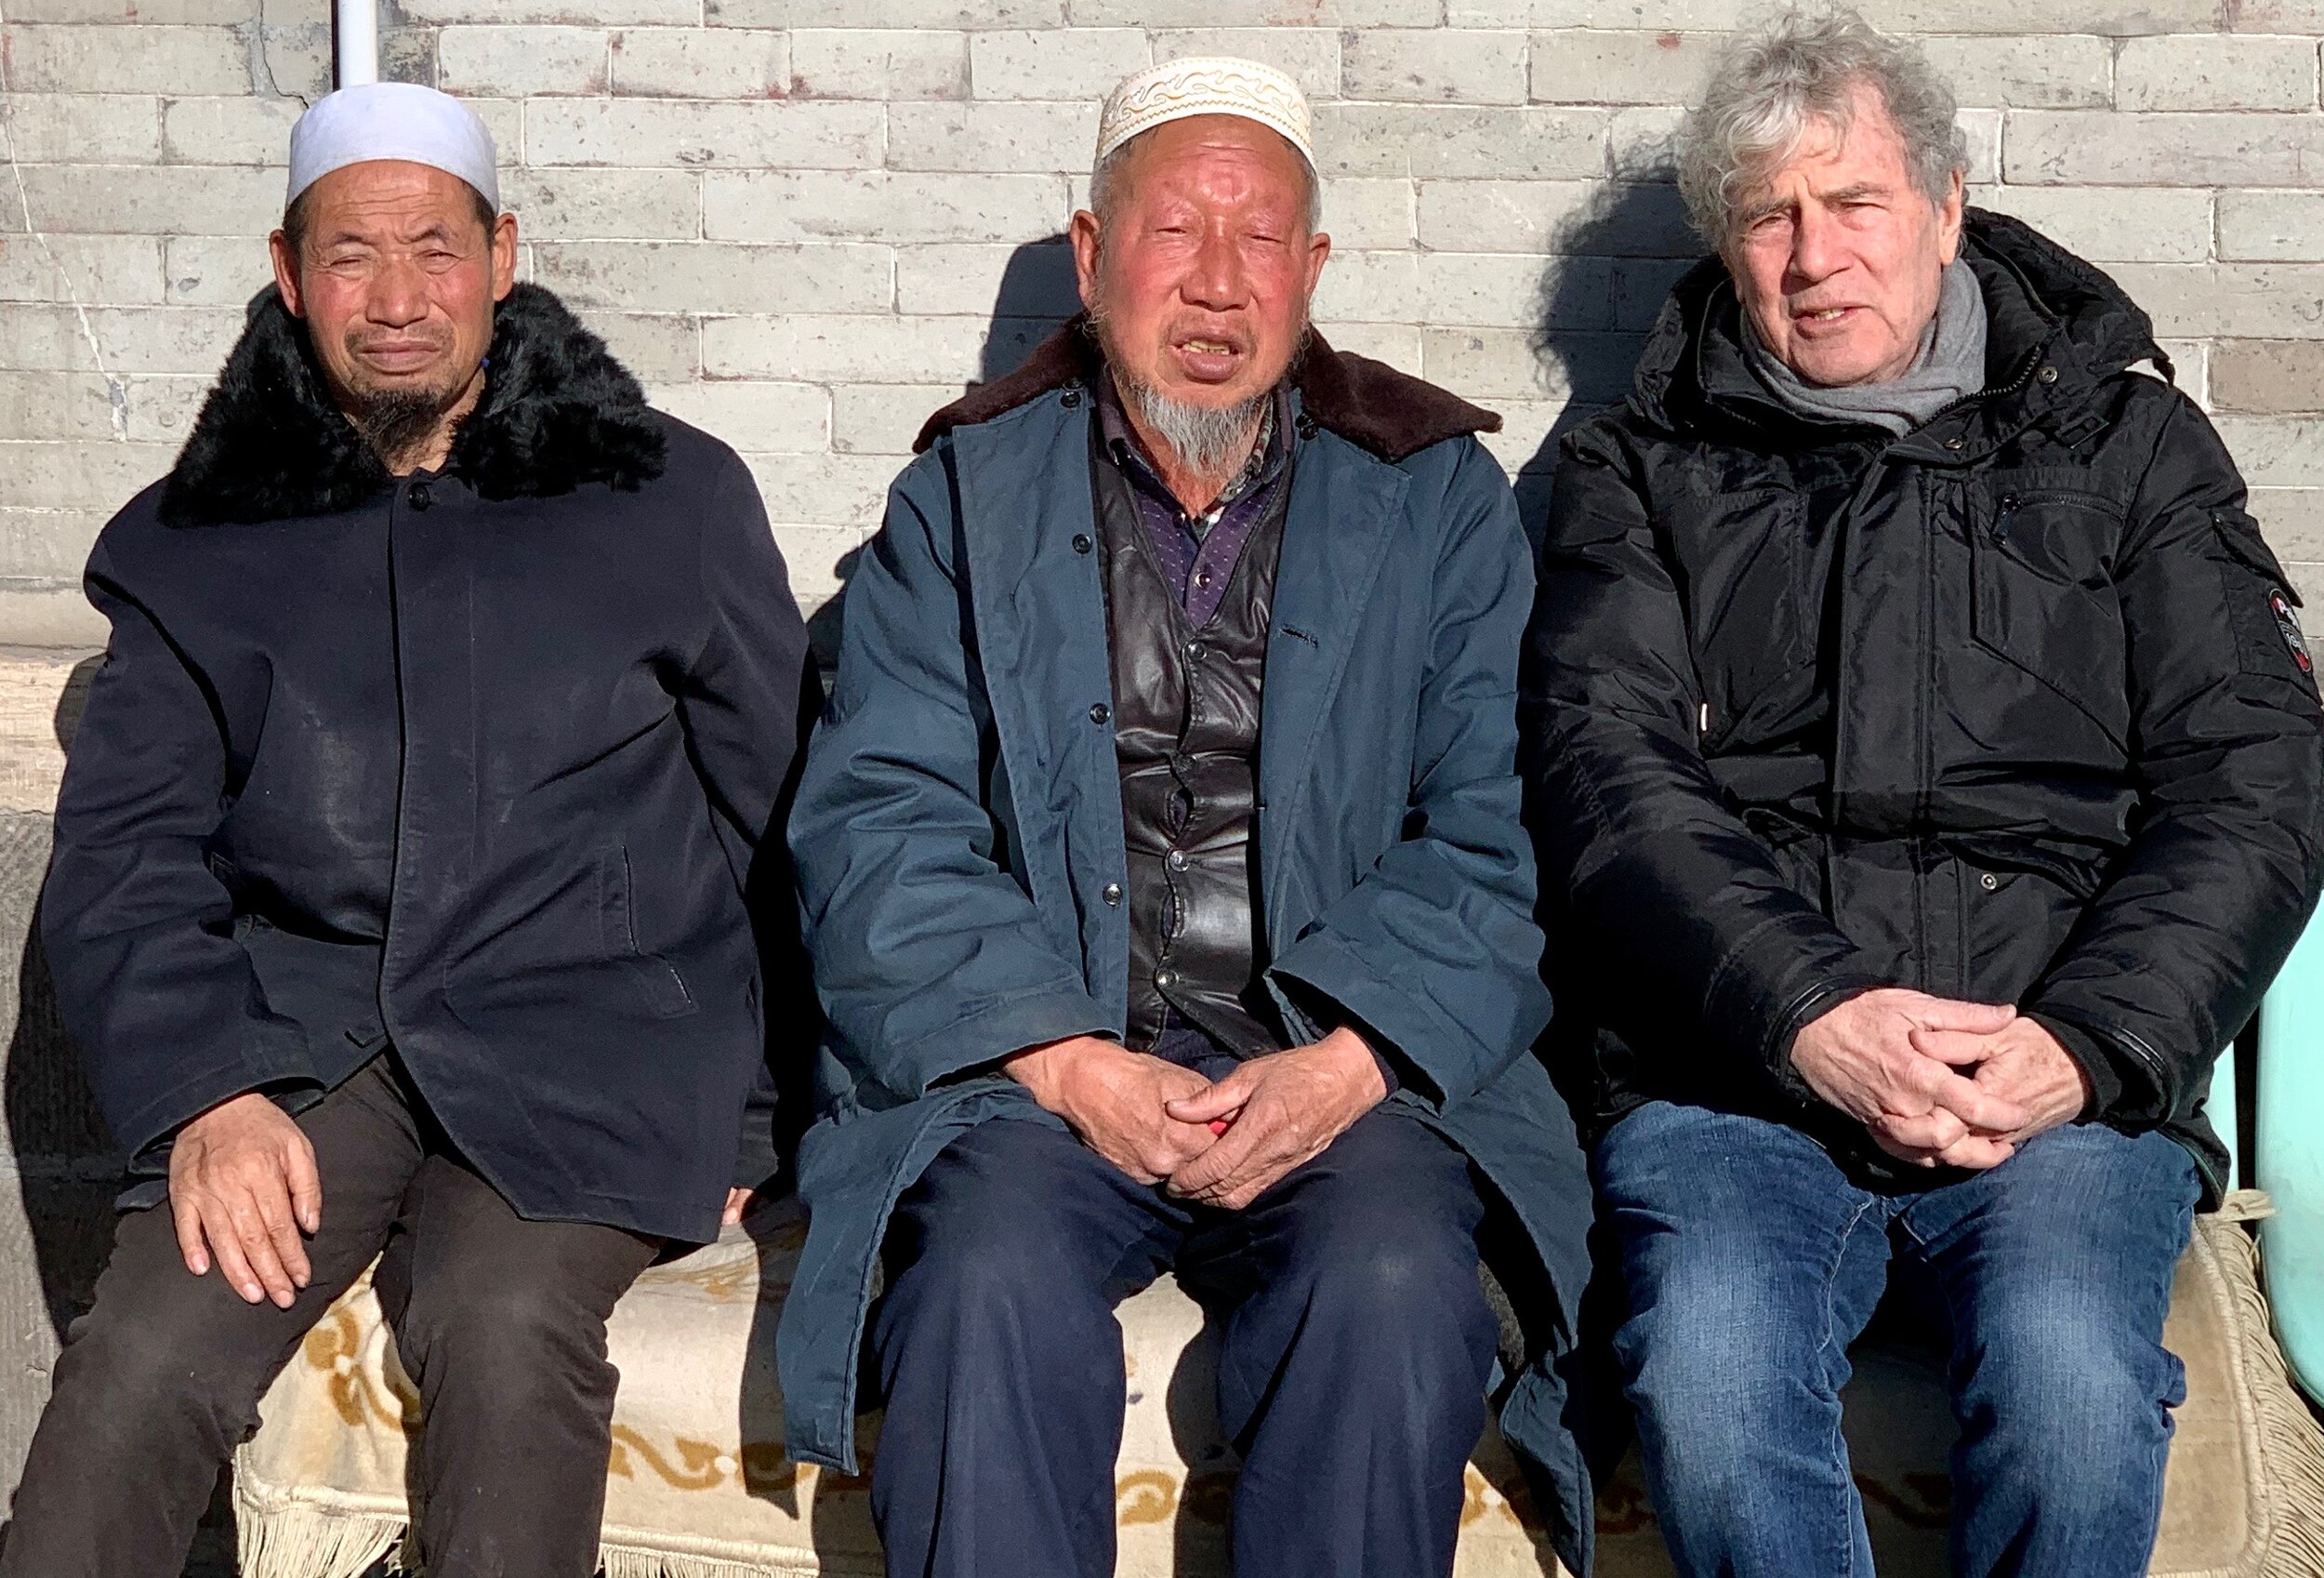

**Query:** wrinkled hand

left=1160, top=1028, right=1388, bottom=1211
left=1790, top=988, right=2031, bottom=1172
left=1901, top=1015, right=2093, bottom=1150
left=721, top=1187, right=755, bottom=1227
left=1005, top=1035, right=1221, bottom=1184
left=168, top=1092, right=321, bottom=1307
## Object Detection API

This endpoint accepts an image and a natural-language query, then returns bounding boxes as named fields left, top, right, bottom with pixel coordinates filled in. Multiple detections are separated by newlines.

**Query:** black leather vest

left=1092, top=435, right=1290, bottom=1054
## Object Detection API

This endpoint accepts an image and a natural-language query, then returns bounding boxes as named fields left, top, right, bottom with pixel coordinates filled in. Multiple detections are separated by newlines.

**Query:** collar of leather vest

left=914, top=315, right=1501, bottom=464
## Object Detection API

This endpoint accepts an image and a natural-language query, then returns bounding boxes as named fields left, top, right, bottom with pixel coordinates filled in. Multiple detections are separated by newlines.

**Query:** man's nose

left=1788, top=206, right=1842, bottom=285
left=1181, top=227, right=1246, bottom=312
left=365, top=259, right=431, bottom=327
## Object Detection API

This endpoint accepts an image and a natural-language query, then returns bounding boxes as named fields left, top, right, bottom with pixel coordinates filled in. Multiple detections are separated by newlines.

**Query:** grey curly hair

left=1676, top=7, right=1968, bottom=248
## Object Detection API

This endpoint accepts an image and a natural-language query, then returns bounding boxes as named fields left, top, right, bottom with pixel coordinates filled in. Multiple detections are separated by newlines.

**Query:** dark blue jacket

left=778, top=327, right=1595, bottom=1571
left=44, top=285, right=810, bottom=1243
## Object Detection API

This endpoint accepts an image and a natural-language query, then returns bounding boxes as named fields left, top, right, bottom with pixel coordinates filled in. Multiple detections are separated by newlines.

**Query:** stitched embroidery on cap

left=2271, top=590, right=2313, bottom=675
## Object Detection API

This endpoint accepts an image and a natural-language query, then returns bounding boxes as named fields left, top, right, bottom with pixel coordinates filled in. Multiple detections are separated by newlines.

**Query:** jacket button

left=1155, top=969, right=1177, bottom=988
left=1089, top=702, right=1110, bottom=724
left=408, top=481, right=434, bottom=511
left=1073, top=534, right=1092, bottom=554
left=1944, top=437, right=1965, bottom=451
left=1062, top=389, right=1083, bottom=409
left=2038, top=365, right=2058, bottom=384
left=1980, top=872, right=2000, bottom=892
left=1102, top=882, right=1122, bottom=906
left=1166, top=849, right=1189, bottom=871
left=1184, top=641, right=1203, bottom=662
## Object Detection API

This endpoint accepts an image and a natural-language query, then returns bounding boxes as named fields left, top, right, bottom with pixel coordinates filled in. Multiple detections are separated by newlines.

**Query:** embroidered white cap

left=1095, top=57, right=1314, bottom=170
left=285, top=82, right=499, bottom=211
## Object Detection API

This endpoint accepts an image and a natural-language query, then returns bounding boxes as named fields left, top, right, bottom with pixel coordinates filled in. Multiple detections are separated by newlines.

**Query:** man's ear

left=1935, top=168, right=1966, bottom=267
left=490, top=210, right=519, bottom=304
left=269, top=230, right=304, bottom=318
left=1069, top=208, right=1103, bottom=312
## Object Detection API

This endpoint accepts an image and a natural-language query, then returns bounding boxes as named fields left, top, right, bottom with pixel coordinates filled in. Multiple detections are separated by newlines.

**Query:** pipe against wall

left=335, top=0, right=378, bottom=87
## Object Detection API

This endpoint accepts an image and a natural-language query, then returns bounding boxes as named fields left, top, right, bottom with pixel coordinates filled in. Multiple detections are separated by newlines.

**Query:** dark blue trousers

left=1593, top=1101, right=2201, bottom=1578
left=868, top=1107, right=1499, bottom=1578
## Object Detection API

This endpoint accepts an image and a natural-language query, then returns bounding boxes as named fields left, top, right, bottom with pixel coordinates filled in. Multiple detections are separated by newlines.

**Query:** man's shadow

left=4, top=656, right=118, bottom=1343
left=1517, top=179, right=1702, bottom=535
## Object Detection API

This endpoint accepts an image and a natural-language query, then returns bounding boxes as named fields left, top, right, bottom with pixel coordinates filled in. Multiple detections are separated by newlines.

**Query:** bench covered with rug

left=233, top=1193, right=2324, bottom=1578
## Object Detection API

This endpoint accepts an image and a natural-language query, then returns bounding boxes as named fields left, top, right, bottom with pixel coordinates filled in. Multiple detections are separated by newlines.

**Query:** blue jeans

left=1593, top=1102, right=2201, bottom=1578
left=868, top=1108, right=1498, bottom=1578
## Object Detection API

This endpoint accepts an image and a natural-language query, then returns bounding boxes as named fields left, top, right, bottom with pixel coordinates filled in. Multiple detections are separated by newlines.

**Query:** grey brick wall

left=7, top=5, right=2324, bottom=640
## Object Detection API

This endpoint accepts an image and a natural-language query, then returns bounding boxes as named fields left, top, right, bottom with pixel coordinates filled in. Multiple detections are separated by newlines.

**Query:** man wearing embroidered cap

left=0, top=82, right=810, bottom=1577
left=780, top=58, right=1593, bottom=1578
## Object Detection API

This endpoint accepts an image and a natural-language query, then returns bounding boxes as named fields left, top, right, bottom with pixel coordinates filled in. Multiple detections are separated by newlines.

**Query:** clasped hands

left=1789, top=988, right=2095, bottom=1171
left=1004, top=1028, right=1387, bottom=1211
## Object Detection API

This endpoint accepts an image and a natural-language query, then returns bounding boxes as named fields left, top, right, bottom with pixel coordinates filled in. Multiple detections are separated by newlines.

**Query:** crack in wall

left=0, top=0, right=129, bottom=443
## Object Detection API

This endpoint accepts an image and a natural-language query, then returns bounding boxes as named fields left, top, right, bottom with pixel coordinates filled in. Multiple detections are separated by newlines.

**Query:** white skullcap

left=285, top=82, right=499, bottom=211
left=1096, top=57, right=1314, bottom=170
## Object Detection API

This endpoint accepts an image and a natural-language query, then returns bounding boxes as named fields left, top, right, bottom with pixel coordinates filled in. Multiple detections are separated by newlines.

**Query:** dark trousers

left=0, top=1055, right=661, bottom=1578
left=869, top=1107, right=1499, bottom=1578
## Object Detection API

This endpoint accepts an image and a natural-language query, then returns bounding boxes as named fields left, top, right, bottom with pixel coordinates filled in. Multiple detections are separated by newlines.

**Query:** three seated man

left=5, top=11, right=2318, bottom=1578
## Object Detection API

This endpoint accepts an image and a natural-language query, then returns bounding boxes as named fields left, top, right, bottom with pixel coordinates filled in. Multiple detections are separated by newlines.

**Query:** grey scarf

left=1743, top=257, right=1988, bottom=436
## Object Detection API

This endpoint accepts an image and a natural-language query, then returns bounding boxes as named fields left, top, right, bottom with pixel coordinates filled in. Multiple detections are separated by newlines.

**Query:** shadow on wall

left=1519, top=178, right=1706, bottom=538
left=7, top=655, right=118, bottom=1348
left=808, top=235, right=1080, bottom=666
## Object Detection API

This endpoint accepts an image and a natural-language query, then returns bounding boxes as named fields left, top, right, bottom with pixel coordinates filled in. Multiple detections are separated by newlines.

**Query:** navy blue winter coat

left=43, top=285, right=810, bottom=1243
left=778, top=326, right=1596, bottom=1571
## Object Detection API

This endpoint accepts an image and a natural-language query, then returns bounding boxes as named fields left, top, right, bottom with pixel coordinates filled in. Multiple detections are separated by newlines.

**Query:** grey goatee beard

left=1117, top=375, right=1269, bottom=480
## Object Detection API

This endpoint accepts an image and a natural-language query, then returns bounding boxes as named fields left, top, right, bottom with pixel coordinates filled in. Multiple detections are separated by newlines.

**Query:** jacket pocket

left=599, top=844, right=699, bottom=1019
left=1970, top=486, right=2131, bottom=747
left=2211, top=507, right=2322, bottom=708
left=1670, top=489, right=1814, bottom=743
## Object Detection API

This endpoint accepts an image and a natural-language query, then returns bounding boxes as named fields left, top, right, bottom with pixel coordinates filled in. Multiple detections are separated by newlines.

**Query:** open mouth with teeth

left=1790, top=304, right=1862, bottom=333
left=1169, top=331, right=1250, bottom=385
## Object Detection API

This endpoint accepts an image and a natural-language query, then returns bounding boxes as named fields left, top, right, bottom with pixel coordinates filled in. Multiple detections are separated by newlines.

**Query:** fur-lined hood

left=915, top=315, right=1501, bottom=464
left=160, top=283, right=665, bottom=527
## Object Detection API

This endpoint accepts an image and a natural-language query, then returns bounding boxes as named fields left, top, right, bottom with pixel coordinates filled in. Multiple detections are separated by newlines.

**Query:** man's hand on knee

left=1161, top=1028, right=1388, bottom=1211
left=1790, top=989, right=2032, bottom=1171
left=167, top=1092, right=322, bottom=1307
left=1003, top=1036, right=1221, bottom=1185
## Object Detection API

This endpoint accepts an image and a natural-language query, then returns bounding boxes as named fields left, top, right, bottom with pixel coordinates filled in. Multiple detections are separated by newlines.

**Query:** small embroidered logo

left=2271, top=590, right=2313, bottom=675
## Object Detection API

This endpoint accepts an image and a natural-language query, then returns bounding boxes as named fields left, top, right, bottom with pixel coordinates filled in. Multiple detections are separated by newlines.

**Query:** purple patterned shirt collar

left=1093, top=370, right=1292, bottom=628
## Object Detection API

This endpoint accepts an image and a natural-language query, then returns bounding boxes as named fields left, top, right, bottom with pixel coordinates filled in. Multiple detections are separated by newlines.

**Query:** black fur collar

left=160, top=282, right=665, bottom=526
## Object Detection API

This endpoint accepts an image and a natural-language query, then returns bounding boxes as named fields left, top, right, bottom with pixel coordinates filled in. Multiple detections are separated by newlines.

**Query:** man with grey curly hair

left=1524, top=7, right=2324, bottom=1576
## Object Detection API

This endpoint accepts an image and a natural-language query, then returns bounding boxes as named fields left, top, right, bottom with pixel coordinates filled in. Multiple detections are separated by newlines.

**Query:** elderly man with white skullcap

left=777, top=59, right=1593, bottom=1578
left=1, top=83, right=810, bottom=1578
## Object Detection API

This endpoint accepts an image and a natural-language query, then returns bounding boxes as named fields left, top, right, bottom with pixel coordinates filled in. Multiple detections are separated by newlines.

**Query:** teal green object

left=2259, top=908, right=2324, bottom=1405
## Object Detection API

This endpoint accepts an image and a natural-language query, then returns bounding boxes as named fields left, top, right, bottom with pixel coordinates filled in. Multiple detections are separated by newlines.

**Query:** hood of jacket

left=915, top=314, right=1500, bottom=462
left=159, top=281, right=665, bottom=527
left=1624, top=207, right=2169, bottom=439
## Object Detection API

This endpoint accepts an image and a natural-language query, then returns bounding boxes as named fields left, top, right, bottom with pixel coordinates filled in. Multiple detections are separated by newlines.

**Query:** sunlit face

left=1725, top=83, right=1964, bottom=389
left=1071, top=115, right=1330, bottom=413
left=270, top=159, right=516, bottom=421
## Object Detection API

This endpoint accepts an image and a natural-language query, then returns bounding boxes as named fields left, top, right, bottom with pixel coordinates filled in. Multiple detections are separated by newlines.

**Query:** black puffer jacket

left=1522, top=210, right=2324, bottom=1200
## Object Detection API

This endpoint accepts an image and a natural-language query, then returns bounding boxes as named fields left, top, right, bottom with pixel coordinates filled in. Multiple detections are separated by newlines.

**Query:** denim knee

left=1960, top=1301, right=2185, bottom=1489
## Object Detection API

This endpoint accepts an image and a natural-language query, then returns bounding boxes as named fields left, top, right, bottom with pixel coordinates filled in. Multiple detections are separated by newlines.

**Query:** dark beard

left=349, top=389, right=454, bottom=470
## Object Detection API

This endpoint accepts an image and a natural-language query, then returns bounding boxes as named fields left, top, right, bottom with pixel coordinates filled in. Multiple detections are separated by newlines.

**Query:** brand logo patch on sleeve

left=2271, top=590, right=2313, bottom=675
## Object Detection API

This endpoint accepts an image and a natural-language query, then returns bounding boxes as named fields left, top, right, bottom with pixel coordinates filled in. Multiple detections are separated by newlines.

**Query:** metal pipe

left=335, top=0, right=378, bottom=88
